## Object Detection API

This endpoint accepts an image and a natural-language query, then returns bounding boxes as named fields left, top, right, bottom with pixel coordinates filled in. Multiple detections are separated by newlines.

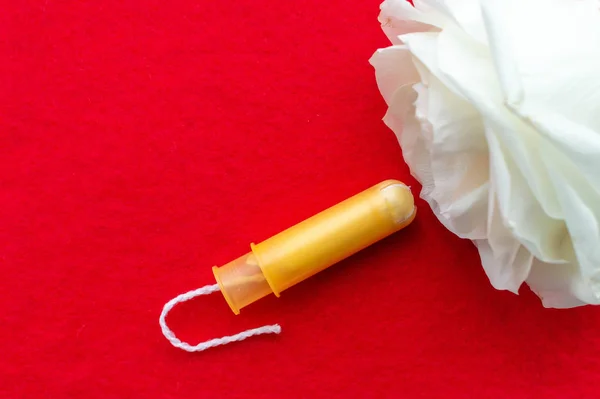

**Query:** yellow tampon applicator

left=159, top=179, right=416, bottom=352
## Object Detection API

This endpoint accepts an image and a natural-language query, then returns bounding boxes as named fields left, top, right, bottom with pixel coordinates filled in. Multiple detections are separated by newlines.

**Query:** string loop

left=159, top=284, right=281, bottom=352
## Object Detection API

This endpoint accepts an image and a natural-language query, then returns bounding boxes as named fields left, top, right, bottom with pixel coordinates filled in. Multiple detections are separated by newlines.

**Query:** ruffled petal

left=424, top=72, right=489, bottom=239
left=379, top=0, right=442, bottom=45
left=542, top=148, right=600, bottom=291
left=369, top=45, right=420, bottom=105
left=386, top=83, right=433, bottom=186
left=481, top=0, right=600, bottom=132
left=424, top=0, right=488, bottom=44
left=527, top=256, right=599, bottom=309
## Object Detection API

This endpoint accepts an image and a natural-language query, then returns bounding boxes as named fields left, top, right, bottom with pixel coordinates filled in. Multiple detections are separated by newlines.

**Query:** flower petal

left=479, top=0, right=523, bottom=104
left=484, top=120, right=569, bottom=264
left=475, top=239, right=533, bottom=294
left=542, top=148, right=600, bottom=288
left=369, top=45, right=420, bottom=105
left=426, top=71, right=489, bottom=239
left=426, top=0, right=488, bottom=44
left=385, top=84, right=434, bottom=185
left=433, top=26, right=565, bottom=221
left=527, top=256, right=599, bottom=309
left=379, top=0, right=442, bottom=44
left=482, top=0, right=600, bottom=127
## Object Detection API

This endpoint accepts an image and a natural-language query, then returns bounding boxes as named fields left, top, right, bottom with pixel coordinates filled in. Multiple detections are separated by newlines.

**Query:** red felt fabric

left=1, top=1, right=600, bottom=397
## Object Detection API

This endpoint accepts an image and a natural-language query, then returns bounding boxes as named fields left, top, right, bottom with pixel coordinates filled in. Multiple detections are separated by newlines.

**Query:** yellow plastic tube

left=212, top=179, right=416, bottom=314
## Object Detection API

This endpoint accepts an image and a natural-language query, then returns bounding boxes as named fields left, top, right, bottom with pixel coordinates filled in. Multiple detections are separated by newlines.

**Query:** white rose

left=370, top=0, right=600, bottom=308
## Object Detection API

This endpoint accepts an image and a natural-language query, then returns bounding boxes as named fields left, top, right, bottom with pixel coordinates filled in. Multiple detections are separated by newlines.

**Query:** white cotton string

left=159, top=284, right=282, bottom=352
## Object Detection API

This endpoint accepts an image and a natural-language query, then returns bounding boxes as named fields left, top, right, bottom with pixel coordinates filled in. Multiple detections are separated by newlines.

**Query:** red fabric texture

left=2, top=1, right=600, bottom=398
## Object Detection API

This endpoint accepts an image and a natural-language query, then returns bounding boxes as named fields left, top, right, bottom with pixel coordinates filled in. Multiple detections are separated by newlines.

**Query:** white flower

left=370, top=0, right=600, bottom=308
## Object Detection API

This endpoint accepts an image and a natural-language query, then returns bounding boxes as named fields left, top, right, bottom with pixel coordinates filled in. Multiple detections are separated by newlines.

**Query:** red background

left=2, top=1, right=600, bottom=398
